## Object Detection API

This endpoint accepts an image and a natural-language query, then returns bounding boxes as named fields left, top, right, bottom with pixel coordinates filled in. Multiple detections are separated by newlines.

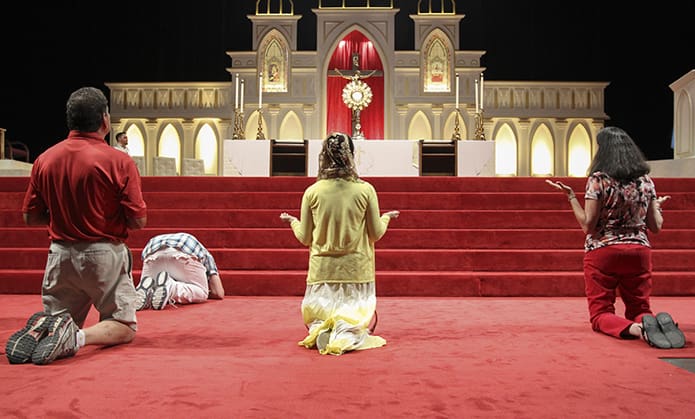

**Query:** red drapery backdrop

left=326, top=31, right=384, bottom=140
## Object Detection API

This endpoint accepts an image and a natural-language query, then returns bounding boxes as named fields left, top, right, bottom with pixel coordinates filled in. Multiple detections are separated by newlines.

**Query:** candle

left=455, top=73, right=459, bottom=109
left=480, top=73, right=484, bottom=111
left=240, top=79, right=245, bottom=110
left=235, top=73, right=239, bottom=109
left=475, top=79, right=479, bottom=113
left=258, top=72, right=263, bottom=109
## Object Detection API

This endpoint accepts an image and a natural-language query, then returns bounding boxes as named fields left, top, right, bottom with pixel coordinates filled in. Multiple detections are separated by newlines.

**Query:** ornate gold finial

left=232, top=109, right=245, bottom=139
left=256, top=0, right=294, bottom=15
left=318, top=0, right=394, bottom=10
left=474, top=111, right=486, bottom=141
left=256, top=110, right=266, bottom=140
left=450, top=109, right=461, bottom=141
left=417, top=0, right=456, bottom=15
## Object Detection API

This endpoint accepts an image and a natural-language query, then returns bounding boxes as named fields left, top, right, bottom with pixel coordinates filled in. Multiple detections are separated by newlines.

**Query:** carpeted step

left=4, top=175, right=695, bottom=193
left=4, top=227, right=695, bottom=250
left=111, top=175, right=695, bottom=194
left=4, top=248, right=695, bottom=272
left=2, top=176, right=694, bottom=297
left=3, top=208, right=695, bottom=230
left=143, top=191, right=695, bottom=211
left=199, top=270, right=695, bottom=297
left=1, top=269, right=693, bottom=297
left=4, top=190, right=694, bottom=211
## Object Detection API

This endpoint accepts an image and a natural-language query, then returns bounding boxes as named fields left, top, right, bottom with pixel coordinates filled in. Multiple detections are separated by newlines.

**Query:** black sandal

left=656, top=312, right=686, bottom=349
left=368, top=311, right=378, bottom=333
left=642, top=314, right=671, bottom=349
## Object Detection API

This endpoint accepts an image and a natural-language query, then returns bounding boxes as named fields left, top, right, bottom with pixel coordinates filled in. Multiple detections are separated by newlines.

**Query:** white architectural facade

left=106, top=1, right=607, bottom=177
left=649, top=69, right=695, bottom=177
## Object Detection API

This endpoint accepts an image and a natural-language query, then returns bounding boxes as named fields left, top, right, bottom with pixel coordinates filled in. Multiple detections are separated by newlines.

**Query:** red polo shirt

left=22, top=131, right=147, bottom=242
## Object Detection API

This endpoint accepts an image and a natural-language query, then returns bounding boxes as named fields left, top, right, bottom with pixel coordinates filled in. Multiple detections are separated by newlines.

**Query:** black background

left=1, top=1, right=692, bottom=162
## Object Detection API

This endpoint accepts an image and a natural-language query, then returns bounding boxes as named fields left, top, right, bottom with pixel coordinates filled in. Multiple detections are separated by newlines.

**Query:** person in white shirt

left=113, top=131, right=129, bottom=154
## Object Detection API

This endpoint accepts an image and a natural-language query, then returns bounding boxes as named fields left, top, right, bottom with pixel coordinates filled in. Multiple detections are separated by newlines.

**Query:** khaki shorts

left=41, top=241, right=138, bottom=331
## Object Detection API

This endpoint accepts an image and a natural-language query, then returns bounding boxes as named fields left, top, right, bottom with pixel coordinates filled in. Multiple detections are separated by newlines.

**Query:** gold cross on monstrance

left=329, top=52, right=382, bottom=140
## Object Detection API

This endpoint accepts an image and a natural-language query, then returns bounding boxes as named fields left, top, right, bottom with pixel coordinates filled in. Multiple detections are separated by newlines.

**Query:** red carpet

left=1, top=295, right=694, bottom=418
left=1, top=176, right=695, bottom=296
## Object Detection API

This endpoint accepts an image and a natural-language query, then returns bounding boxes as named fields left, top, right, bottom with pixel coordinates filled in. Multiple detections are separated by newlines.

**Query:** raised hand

left=545, top=179, right=574, bottom=195
left=384, top=210, right=400, bottom=219
left=279, top=212, right=298, bottom=224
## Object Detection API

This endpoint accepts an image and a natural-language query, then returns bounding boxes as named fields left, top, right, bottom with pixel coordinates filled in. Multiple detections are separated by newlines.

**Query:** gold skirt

left=299, top=282, right=386, bottom=355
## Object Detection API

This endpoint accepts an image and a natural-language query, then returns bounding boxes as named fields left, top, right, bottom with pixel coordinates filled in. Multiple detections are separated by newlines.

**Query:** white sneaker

left=151, top=272, right=173, bottom=310
left=135, top=276, right=154, bottom=310
left=5, top=311, right=50, bottom=364
left=31, top=313, right=79, bottom=365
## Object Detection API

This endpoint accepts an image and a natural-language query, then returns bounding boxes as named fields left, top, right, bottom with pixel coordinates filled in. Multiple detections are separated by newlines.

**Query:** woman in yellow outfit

left=280, top=132, right=399, bottom=355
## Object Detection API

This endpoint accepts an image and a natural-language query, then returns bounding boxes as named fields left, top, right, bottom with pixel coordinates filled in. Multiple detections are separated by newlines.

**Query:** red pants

left=583, top=244, right=653, bottom=339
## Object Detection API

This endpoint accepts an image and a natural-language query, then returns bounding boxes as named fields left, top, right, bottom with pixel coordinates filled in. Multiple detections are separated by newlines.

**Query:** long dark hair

left=588, top=126, right=650, bottom=181
left=317, top=132, right=359, bottom=180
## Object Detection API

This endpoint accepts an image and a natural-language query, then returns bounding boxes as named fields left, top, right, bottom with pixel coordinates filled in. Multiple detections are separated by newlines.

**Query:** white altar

left=223, top=140, right=271, bottom=176
left=457, top=140, right=496, bottom=176
left=307, top=140, right=419, bottom=177
left=223, top=139, right=494, bottom=177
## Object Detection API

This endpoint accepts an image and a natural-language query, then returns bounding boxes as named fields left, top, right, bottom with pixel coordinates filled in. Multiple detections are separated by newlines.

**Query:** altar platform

left=223, top=139, right=495, bottom=177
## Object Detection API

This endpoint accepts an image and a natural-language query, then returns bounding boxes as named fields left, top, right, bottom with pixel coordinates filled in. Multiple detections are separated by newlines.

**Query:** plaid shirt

left=141, top=232, right=219, bottom=276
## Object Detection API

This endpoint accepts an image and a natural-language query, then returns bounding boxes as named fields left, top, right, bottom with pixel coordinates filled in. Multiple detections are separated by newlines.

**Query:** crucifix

left=329, top=52, right=382, bottom=140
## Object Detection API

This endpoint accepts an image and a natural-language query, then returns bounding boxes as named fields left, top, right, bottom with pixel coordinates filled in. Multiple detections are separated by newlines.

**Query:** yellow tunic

left=288, top=178, right=392, bottom=354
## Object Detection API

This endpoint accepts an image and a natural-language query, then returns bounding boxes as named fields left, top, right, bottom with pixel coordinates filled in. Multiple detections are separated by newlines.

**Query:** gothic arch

left=407, top=110, right=432, bottom=140
left=321, top=24, right=390, bottom=78
left=494, top=122, right=518, bottom=176
left=194, top=123, right=219, bottom=175
left=123, top=123, right=145, bottom=157
left=322, top=25, right=388, bottom=140
left=158, top=123, right=182, bottom=174
left=530, top=123, right=554, bottom=176
left=279, top=111, right=303, bottom=140
left=567, top=123, right=592, bottom=177
left=258, top=29, right=289, bottom=93
left=421, top=28, right=453, bottom=93
left=675, top=90, right=693, bottom=156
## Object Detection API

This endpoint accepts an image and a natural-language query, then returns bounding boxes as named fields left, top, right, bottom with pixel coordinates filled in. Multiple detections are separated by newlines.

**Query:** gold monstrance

left=340, top=71, right=373, bottom=140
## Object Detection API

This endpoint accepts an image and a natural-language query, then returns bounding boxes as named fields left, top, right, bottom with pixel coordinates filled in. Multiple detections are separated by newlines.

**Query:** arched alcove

left=530, top=123, right=554, bottom=176
left=124, top=124, right=145, bottom=157
left=195, top=123, right=218, bottom=174
left=407, top=111, right=432, bottom=140
left=675, top=90, right=693, bottom=156
left=567, top=124, right=592, bottom=177
left=325, top=28, right=385, bottom=140
left=159, top=124, right=181, bottom=174
left=279, top=111, right=303, bottom=139
left=495, top=123, right=517, bottom=176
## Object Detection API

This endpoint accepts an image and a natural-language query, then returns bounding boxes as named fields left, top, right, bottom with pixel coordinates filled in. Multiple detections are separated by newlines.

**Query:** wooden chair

left=4, top=141, right=30, bottom=162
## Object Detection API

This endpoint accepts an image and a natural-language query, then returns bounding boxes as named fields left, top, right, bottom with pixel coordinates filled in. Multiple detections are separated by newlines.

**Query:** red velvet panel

left=326, top=30, right=384, bottom=139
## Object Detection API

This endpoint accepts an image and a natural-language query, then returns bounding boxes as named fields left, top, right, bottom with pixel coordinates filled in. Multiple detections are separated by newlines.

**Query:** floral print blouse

left=583, top=171, right=656, bottom=252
